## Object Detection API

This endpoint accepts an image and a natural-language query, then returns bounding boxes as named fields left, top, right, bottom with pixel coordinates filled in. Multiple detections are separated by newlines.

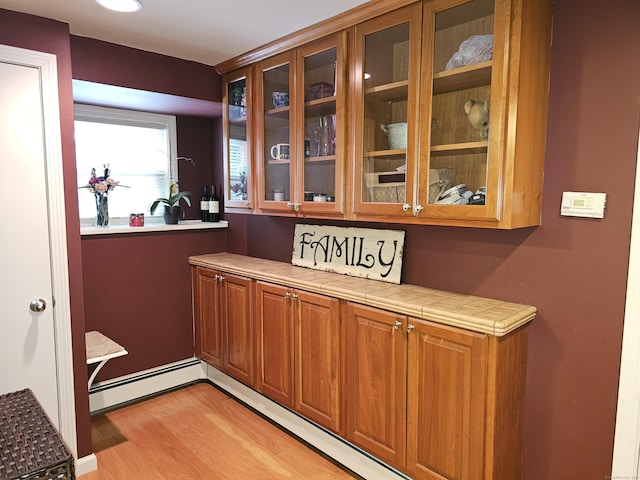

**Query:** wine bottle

left=200, top=184, right=209, bottom=222
left=208, top=184, right=220, bottom=222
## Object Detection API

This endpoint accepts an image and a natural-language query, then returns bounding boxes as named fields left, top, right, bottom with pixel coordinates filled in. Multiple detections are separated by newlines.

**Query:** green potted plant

left=149, top=180, right=192, bottom=224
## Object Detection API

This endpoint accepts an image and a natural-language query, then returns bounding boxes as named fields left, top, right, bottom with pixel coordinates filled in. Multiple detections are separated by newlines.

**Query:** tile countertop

left=189, top=253, right=537, bottom=337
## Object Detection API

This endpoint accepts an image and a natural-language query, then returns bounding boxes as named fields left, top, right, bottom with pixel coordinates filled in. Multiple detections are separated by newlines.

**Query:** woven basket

left=0, top=389, right=75, bottom=480
left=428, top=168, right=456, bottom=204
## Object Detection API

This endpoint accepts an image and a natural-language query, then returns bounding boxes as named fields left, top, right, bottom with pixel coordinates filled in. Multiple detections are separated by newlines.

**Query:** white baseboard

left=205, top=365, right=409, bottom=480
left=89, top=358, right=204, bottom=413
left=75, top=453, right=97, bottom=476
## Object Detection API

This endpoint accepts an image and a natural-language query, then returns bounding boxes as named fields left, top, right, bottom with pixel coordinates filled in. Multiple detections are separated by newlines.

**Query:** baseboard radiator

left=88, top=358, right=204, bottom=413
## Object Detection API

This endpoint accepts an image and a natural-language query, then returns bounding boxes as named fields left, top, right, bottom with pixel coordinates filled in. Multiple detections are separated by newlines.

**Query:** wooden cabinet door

left=295, top=32, right=347, bottom=217
left=343, top=302, right=407, bottom=470
left=222, top=66, right=254, bottom=211
left=192, top=267, right=224, bottom=368
left=407, top=319, right=487, bottom=480
left=351, top=4, right=423, bottom=219
left=255, top=281, right=294, bottom=407
left=417, top=0, right=552, bottom=228
left=256, top=52, right=297, bottom=213
left=222, top=273, right=255, bottom=387
left=294, top=290, right=341, bottom=433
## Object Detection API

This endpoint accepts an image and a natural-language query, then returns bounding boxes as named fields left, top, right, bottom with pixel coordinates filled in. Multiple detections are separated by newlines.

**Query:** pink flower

left=79, top=164, right=126, bottom=196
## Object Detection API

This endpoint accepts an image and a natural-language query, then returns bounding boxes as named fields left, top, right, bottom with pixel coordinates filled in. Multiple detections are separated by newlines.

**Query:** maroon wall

left=70, top=36, right=221, bottom=102
left=0, top=9, right=92, bottom=458
left=82, top=230, right=226, bottom=379
left=73, top=41, right=226, bottom=381
left=227, top=0, right=640, bottom=478
left=175, top=116, right=226, bottom=220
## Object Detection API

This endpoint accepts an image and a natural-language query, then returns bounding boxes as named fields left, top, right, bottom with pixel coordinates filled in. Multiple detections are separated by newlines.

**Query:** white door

left=612, top=126, right=640, bottom=478
left=0, top=60, right=60, bottom=424
left=0, top=46, right=76, bottom=454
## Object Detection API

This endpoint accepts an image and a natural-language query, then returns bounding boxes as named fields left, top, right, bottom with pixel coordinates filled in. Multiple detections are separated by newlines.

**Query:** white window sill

left=81, top=219, right=229, bottom=236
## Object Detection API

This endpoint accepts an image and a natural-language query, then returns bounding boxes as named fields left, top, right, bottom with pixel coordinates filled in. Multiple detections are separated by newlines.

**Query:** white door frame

left=0, top=44, right=77, bottom=457
left=612, top=126, right=640, bottom=478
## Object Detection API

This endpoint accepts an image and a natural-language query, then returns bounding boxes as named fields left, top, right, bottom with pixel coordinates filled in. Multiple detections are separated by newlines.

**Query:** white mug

left=270, top=143, right=290, bottom=160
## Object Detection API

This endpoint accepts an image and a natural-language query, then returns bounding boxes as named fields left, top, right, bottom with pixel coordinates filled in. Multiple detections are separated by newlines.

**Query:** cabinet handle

left=287, top=202, right=294, bottom=209
left=393, top=320, right=402, bottom=330
left=218, top=275, right=225, bottom=282
left=291, top=293, right=298, bottom=300
left=402, top=203, right=411, bottom=212
left=407, top=324, right=415, bottom=333
left=284, top=291, right=291, bottom=299
left=413, top=204, right=424, bottom=216
left=245, top=201, right=251, bottom=208
left=293, top=202, right=301, bottom=211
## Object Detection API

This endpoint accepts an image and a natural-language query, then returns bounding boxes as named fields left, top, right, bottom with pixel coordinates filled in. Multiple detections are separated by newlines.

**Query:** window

left=228, top=138, right=248, bottom=200
left=75, top=105, right=177, bottom=225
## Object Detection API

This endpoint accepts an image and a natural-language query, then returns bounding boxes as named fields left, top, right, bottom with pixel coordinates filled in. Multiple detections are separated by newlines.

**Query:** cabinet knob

left=293, top=202, right=301, bottom=212
left=218, top=275, right=225, bottom=282
left=287, top=201, right=294, bottom=209
left=402, top=203, right=411, bottom=212
left=284, top=291, right=291, bottom=299
left=393, top=320, right=402, bottom=330
left=407, top=324, right=415, bottom=333
left=291, top=293, right=298, bottom=300
left=245, top=201, right=251, bottom=207
left=413, top=204, right=424, bottom=216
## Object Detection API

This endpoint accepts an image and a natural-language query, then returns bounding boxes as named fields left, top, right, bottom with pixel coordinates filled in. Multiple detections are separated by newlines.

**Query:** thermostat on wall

left=561, top=191, right=607, bottom=218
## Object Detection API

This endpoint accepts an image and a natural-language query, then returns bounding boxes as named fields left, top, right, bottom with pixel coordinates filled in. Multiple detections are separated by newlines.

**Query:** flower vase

left=95, top=194, right=109, bottom=227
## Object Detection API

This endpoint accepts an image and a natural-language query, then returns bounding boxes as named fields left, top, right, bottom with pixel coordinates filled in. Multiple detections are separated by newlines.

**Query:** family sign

left=292, top=224, right=405, bottom=284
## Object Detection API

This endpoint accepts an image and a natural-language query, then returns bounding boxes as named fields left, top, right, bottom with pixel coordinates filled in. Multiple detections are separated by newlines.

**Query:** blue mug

left=272, top=92, right=289, bottom=109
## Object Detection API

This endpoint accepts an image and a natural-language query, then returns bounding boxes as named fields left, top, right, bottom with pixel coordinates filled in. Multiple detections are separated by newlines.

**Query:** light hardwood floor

left=79, top=382, right=359, bottom=479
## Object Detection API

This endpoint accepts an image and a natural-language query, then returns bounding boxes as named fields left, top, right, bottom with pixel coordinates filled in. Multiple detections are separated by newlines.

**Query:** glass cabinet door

left=296, top=33, right=345, bottom=215
left=352, top=5, right=422, bottom=217
left=420, top=0, right=498, bottom=219
left=257, top=52, right=295, bottom=211
left=223, top=67, right=253, bottom=210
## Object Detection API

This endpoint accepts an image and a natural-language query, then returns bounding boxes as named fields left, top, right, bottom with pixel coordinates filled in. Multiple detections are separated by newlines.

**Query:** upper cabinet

left=414, top=0, right=552, bottom=228
left=256, top=52, right=295, bottom=212
left=352, top=4, right=423, bottom=219
left=255, top=34, right=347, bottom=217
left=218, top=0, right=552, bottom=229
left=295, top=33, right=347, bottom=216
left=222, top=66, right=254, bottom=211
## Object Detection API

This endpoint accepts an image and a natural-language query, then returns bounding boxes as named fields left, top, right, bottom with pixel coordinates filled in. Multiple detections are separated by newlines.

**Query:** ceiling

left=0, top=0, right=370, bottom=66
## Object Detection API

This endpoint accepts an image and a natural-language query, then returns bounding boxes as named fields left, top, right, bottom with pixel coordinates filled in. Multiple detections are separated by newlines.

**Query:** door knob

left=30, top=298, right=47, bottom=313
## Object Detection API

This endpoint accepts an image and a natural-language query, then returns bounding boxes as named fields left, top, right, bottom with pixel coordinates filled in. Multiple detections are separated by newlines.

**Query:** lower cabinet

left=255, top=281, right=341, bottom=432
left=193, top=265, right=528, bottom=480
left=343, top=302, right=408, bottom=470
left=193, top=267, right=224, bottom=368
left=193, top=266, right=255, bottom=386
left=344, top=302, right=488, bottom=478
left=294, top=287, right=341, bottom=433
left=406, top=317, right=487, bottom=480
left=255, top=281, right=295, bottom=407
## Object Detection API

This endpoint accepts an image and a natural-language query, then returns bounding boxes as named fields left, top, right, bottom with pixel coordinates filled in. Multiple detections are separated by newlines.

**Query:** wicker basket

left=0, top=389, right=75, bottom=480
left=428, top=168, right=456, bottom=203
left=363, top=168, right=455, bottom=204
